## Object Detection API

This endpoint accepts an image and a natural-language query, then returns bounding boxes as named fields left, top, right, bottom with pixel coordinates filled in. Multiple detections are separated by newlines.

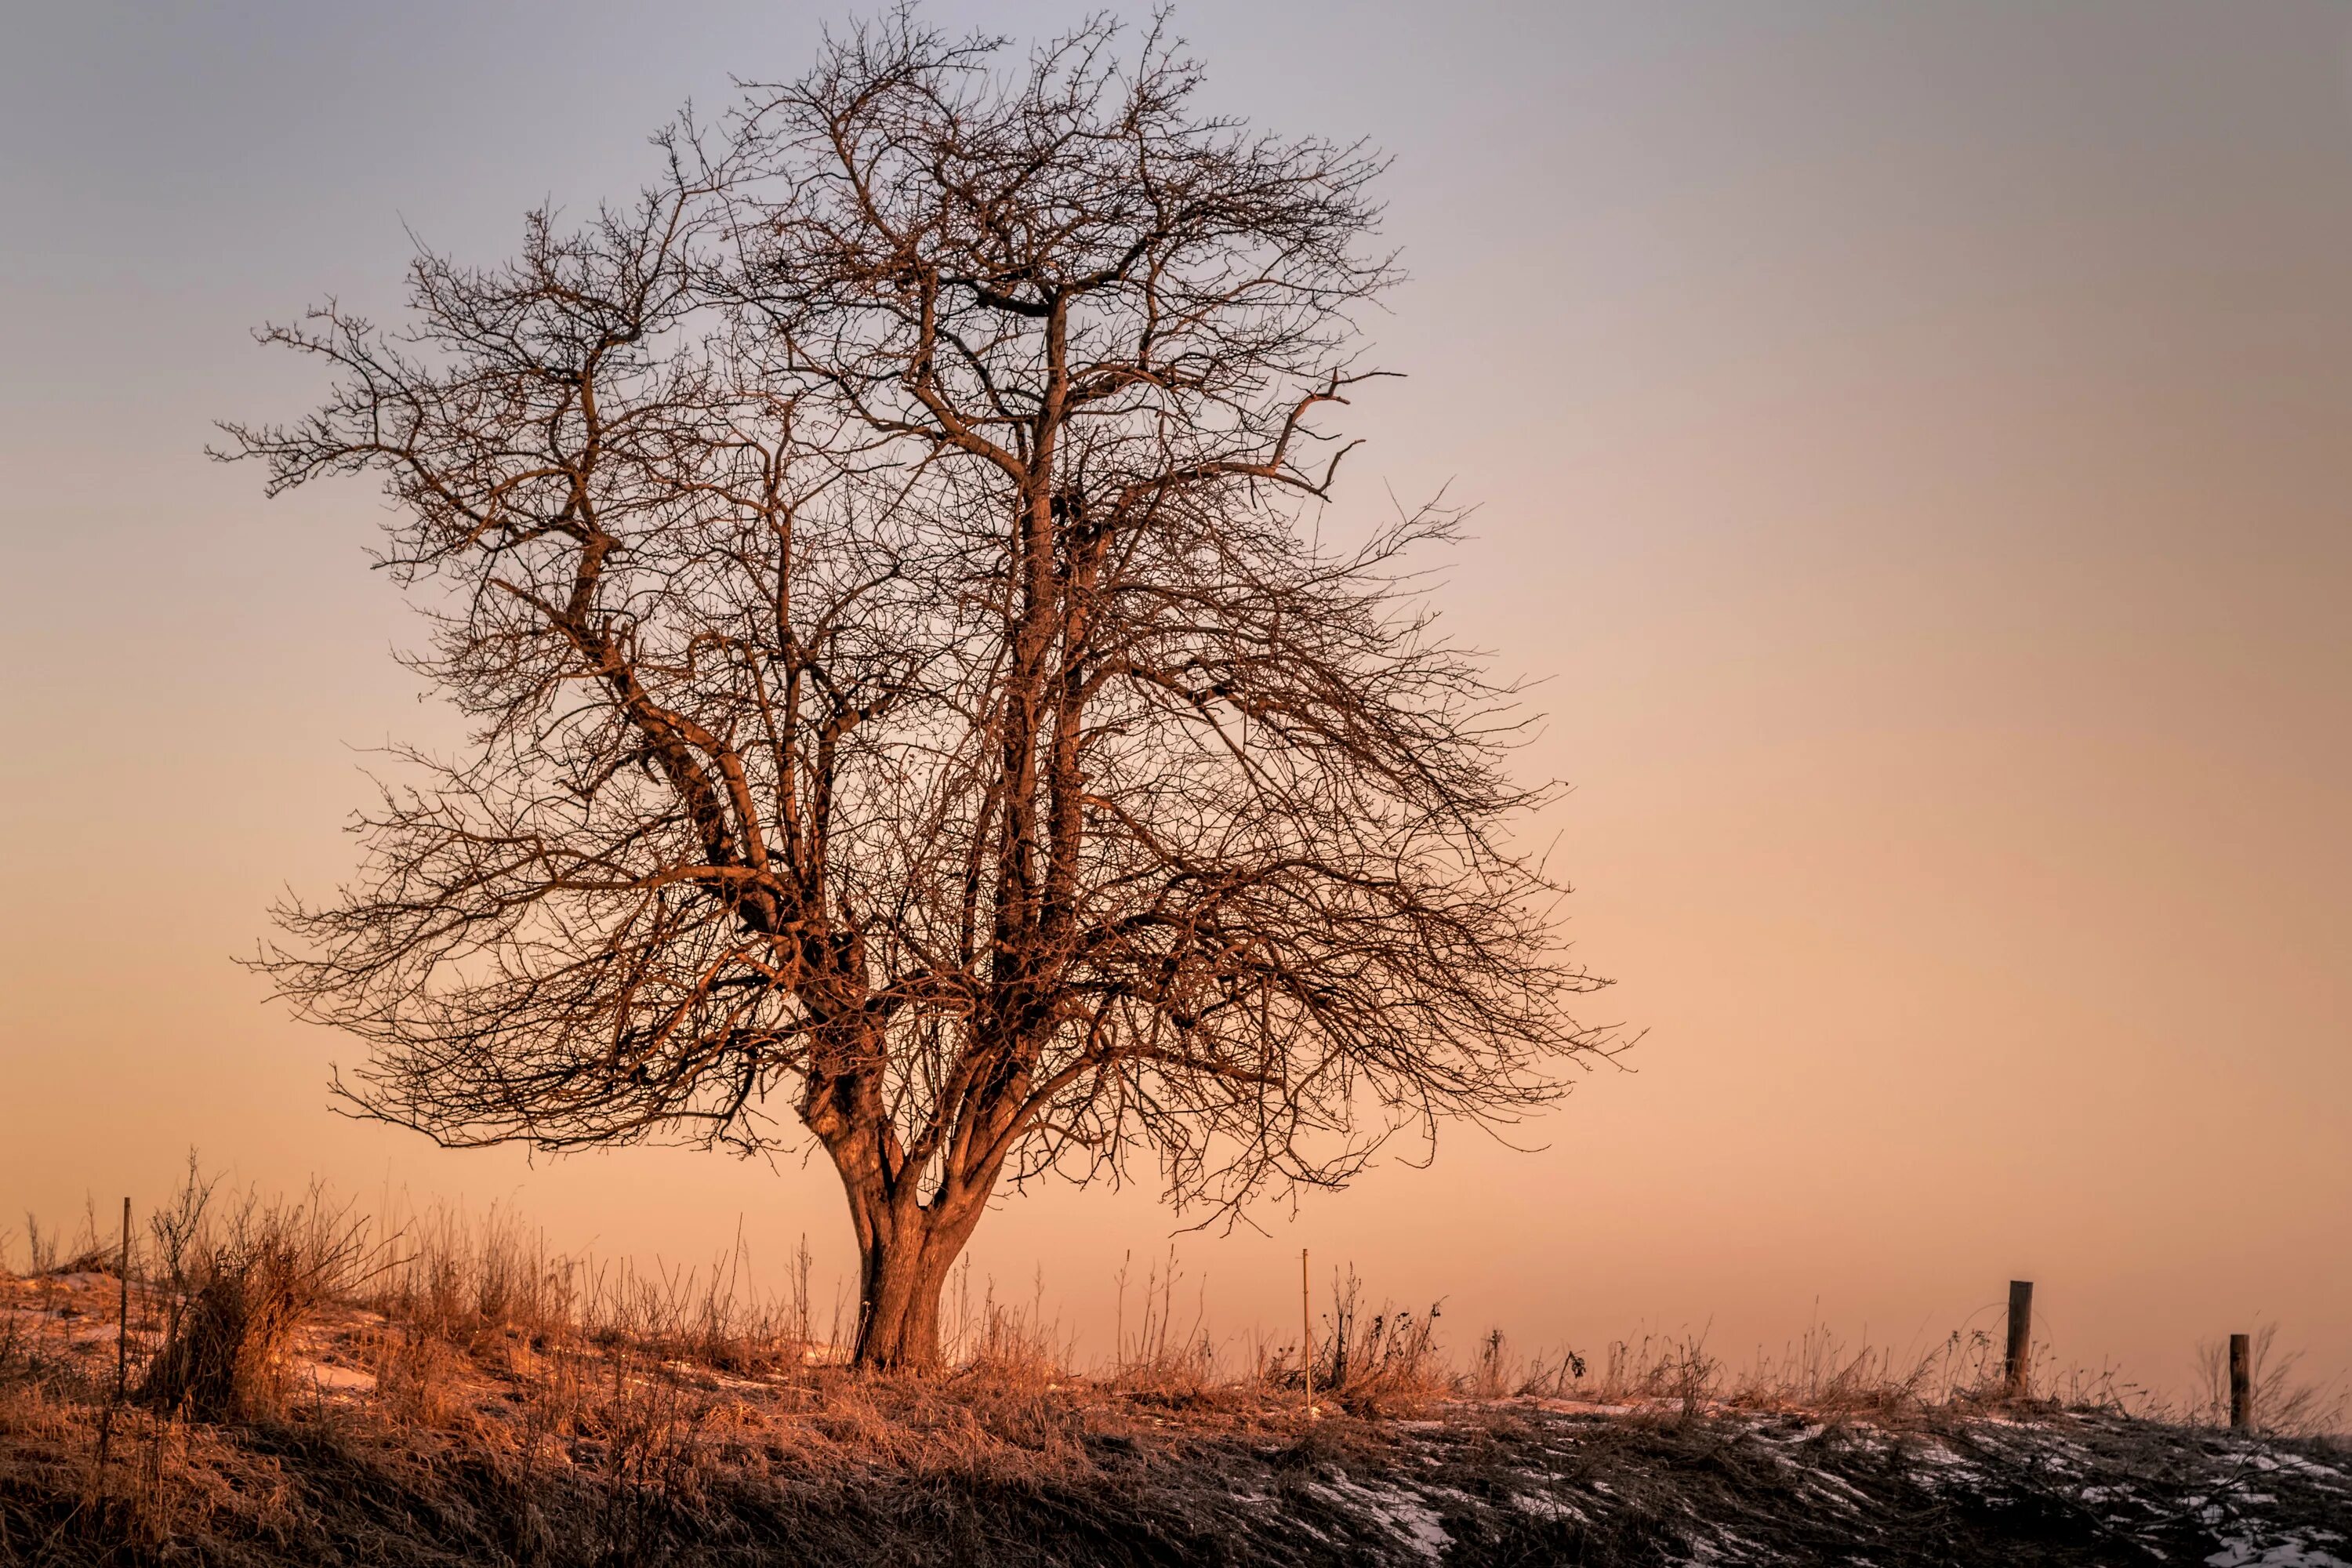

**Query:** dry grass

left=2, top=1168, right=2345, bottom=1564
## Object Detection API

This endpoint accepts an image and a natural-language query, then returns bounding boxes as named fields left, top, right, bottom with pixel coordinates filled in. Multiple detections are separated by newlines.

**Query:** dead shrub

left=137, top=1166, right=371, bottom=1422
left=1314, top=1267, right=1446, bottom=1415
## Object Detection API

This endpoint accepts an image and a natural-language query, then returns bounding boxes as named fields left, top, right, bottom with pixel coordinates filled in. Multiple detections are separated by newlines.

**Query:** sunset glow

left=5, top=0, right=2346, bottom=1431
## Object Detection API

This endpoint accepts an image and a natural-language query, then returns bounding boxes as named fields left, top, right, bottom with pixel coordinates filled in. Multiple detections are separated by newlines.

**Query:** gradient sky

left=4, top=1, right=2347, bottom=1400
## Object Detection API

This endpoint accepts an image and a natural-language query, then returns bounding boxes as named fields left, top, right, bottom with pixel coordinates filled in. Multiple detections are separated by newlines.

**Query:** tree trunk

left=833, top=1152, right=997, bottom=1373
left=804, top=1024, right=1013, bottom=1372
left=856, top=1222, right=955, bottom=1373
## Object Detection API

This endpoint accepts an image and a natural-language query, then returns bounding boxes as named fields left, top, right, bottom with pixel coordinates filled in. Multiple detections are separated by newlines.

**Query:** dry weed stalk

left=1108, top=1247, right=1218, bottom=1397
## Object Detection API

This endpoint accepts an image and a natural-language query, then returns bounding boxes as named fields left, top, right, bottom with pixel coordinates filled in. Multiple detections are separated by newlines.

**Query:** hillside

left=4, top=1265, right=2345, bottom=1566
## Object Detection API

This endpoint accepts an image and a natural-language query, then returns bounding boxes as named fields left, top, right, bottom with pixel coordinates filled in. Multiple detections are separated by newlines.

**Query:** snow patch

left=296, top=1360, right=376, bottom=1393
left=1310, top=1477, right=1451, bottom=1564
left=2205, top=1533, right=2351, bottom=1568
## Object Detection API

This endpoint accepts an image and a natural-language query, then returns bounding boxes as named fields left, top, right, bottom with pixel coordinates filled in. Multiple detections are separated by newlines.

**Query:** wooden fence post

left=2230, top=1333, right=2252, bottom=1432
left=96, top=1196, right=131, bottom=1480
left=2003, top=1280, right=2033, bottom=1398
left=115, top=1196, right=131, bottom=1399
left=1301, top=1248, right=1313, bottom=1418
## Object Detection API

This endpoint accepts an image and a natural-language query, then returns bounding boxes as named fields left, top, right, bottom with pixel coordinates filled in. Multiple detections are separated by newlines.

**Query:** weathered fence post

left=2003, top=1280, right=2034, bottom=1398
left=2230, top=1333, right=2252, bottom=1432
left=96, top=1196, right=132, bottom=1480
left=1301, top=1248, right=1313, bottom=1418
left=115, top=1196, right=131, bottom=1397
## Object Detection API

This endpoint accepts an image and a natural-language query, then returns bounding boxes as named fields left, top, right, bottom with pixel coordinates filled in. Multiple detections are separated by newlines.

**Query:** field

left=2, top=1185, right=2345, bottom=1566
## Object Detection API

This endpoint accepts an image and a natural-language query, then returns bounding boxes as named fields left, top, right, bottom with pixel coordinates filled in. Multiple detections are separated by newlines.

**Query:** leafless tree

left=224, top=12, right=1616, bottom=1370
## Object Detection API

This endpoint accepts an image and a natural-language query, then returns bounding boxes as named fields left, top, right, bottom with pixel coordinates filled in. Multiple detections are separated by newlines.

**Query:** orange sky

left=3, top=1, right=2346, bottom=1399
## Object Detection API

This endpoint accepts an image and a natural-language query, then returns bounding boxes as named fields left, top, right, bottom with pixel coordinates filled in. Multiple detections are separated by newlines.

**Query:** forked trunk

left=854, top=1225, right=958, bottom=1371
left=805, top=1015, right=1015, bottom=1370
left=832, top=1152, right=998, bottom=1372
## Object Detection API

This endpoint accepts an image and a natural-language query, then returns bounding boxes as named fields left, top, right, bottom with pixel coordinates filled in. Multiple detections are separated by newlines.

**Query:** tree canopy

left=226, top=11, right=1615, bottom=1368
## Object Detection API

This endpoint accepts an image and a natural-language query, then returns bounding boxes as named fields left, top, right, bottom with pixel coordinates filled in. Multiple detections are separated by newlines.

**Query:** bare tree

left=225, top=12, right=1615, bottom=1370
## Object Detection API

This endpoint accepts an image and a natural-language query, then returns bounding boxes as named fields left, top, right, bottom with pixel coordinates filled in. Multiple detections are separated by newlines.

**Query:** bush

left=137, top=1169, right=368, bottom=1421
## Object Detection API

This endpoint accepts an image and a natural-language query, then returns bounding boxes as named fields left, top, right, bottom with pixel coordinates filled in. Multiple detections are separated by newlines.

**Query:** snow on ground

left=2205, top=1533, right=2351, bottom=1568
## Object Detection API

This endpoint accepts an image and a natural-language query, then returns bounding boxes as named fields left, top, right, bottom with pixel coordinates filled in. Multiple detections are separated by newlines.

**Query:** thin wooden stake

left=1301, top=1247, right=1312, bottom=1419
left=2003, top=1280, right=2033, bottom=1399
left=95, top=1197, right=130, bottom=1486
left=2230, top=1333, right=2252, bottom=1432
left=114, top=1197, right=130, bottom=1399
